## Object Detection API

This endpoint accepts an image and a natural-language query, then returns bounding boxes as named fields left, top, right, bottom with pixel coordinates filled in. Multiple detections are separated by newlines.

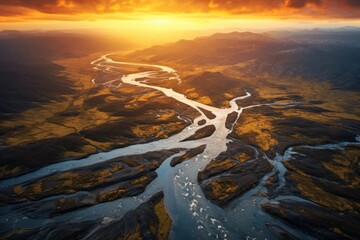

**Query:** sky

left=1, top=0, right=360, bottom=45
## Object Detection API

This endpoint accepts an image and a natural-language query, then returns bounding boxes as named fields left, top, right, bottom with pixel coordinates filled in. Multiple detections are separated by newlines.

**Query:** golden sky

left=1, top=0, right=360, bottom=45
left=1, top=0, right=360, bottom=19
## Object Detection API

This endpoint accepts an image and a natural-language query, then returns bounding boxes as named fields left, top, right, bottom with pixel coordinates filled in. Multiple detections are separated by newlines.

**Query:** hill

left=128, top=30, right=360, bottom=90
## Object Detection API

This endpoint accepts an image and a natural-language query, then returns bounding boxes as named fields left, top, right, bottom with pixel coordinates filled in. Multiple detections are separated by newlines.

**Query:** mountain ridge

left=128, top=30, right=360, bottom=90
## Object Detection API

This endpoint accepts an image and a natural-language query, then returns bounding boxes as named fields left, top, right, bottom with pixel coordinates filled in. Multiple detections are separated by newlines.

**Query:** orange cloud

left=0, top=0, right=360, bottom=19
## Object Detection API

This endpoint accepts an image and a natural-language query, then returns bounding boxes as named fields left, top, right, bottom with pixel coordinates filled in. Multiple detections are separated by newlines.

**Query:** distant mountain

left=129, top=31, right=360, bottom=90
left=0, top=30, right=23, bottom=37
left=267, top=28, right=360, bottom=46
left=128, top=31, right=298, bottom=65
left=243, top=44, right=360, bottom=89
left=197, top=31, right=271, bottom=40
left=0, top=30, right=131, bottom=63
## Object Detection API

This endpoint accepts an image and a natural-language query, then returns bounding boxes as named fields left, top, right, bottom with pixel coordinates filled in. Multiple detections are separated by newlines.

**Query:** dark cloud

left=0, top=6, right=31, bottom=17
left=287, top=0, right=322, bottom=8
left=344, top=0, right=360, bottom=7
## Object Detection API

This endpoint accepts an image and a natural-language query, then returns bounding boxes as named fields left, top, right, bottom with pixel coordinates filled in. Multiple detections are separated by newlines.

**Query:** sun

left=148, top=18, right=172, bottom=26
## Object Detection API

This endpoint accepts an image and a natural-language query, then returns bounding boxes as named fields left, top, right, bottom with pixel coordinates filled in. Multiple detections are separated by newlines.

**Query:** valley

left=0, top=30, right=360, bottom=240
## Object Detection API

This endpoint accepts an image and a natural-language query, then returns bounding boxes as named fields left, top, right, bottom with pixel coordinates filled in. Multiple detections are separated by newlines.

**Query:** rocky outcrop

left=198, top=141, right=272, bottom=207
left=181, top=125, right=216, bottom=142
left=2, top=192, right=172, bottom=240
left=170, top=145, right=206, bottom=167
left=0, top=149, right=180, bottom=218
left=262, top=200, right=360, bottom=240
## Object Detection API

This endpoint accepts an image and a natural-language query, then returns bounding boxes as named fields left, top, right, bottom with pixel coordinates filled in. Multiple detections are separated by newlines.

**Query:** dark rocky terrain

left=129, top=30, right=360, bottom=90
left=0, top=31, right=195, bottom=180
left=126, top=30, right=360, bottom=239
left=1, top=29, right=360, bottom=239
left=2, top=192, right=171, bottom=240
left=198, top=141, right=272, bottom=207
left=0, top=150, right=180, bottom=211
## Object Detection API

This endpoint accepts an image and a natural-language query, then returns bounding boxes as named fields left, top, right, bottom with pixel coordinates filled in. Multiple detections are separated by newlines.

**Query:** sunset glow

left=1, top=0, right=360, bottom=46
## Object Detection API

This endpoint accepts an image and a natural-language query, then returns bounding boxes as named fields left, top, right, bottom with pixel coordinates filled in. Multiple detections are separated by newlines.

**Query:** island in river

left=0, top=30, right=360, bottom=240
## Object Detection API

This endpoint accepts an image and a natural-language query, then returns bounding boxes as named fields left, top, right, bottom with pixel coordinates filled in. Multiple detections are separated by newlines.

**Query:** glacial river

left=1, top=53, right=359, bottom=239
